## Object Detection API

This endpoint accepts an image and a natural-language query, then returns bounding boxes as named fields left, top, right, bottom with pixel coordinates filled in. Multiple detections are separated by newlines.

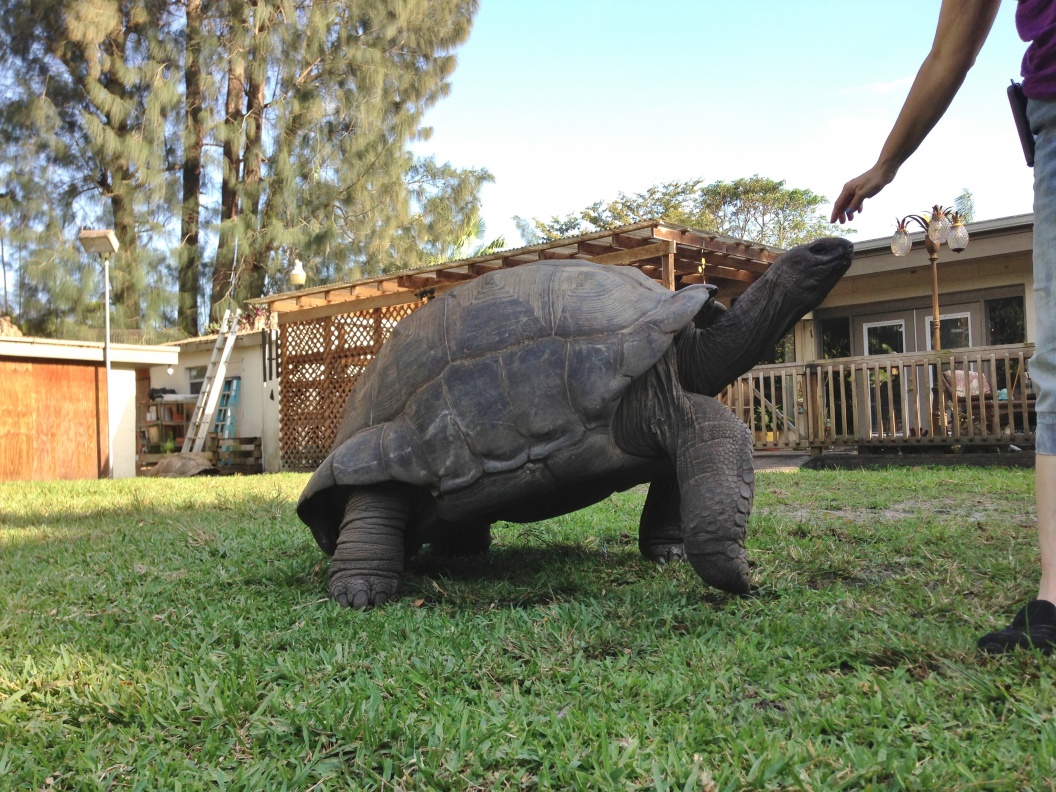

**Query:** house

left=142, top=327, right=281, bottom=473
left=743, top=213, right=1037, bottom=451
left=1, top=335, right=178, bottom=480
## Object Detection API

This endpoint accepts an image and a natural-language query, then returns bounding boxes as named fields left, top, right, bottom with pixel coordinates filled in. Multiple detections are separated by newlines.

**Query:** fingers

left=830, top=165, right=895, bottom=225
left=830, top=179, right=869, bottom=224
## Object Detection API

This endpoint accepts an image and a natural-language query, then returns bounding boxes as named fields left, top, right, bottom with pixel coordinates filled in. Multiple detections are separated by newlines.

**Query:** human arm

left=829, top=0, right=1002, bottom=224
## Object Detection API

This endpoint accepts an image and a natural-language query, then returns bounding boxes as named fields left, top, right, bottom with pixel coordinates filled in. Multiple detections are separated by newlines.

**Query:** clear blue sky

left=413, top=0, right=1033, bottom=249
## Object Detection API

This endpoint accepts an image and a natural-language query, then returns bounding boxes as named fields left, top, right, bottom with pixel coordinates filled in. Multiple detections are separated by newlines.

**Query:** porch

left=721, top=343, right=1037, bottom=456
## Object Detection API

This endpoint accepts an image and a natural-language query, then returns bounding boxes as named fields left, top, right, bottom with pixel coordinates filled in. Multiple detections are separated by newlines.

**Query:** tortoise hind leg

left=330, top=487, right=409, bottom=609
left=639, top=475, right=685, bottom=565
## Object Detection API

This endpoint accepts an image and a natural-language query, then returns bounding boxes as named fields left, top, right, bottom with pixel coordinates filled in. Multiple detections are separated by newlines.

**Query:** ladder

left=212, top=377, right=241, bottom=467
left=182, top=309, right=241, bottom=453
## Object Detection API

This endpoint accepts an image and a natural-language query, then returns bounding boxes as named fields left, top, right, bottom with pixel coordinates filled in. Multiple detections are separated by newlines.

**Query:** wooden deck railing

left=718, top=343, right=1037, bottom=452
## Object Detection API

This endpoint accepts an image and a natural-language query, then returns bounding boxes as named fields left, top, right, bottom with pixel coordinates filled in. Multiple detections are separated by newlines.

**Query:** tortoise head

left=762, top=237, right=854, bottom=309
left=677, top=237, right=854, bottom=396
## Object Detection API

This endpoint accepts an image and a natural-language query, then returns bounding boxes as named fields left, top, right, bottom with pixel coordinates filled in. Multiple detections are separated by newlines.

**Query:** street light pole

left=78, top=229, right=120, bottom=479
left=926, top=234, right=942, bottom=352
left=890, top=204, right=969, bottom=351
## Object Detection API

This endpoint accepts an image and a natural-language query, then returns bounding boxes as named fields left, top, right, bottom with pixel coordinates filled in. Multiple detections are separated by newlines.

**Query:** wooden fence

left=278, top=300, right=425, bottom=471
left=718, top=343, right=1037, bottom=452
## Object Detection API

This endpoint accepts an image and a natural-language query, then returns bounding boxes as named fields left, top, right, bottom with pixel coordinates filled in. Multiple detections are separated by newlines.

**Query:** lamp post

left=890, top=205, right=969, bottom=351
left=78, top=228, right=120, bottom=478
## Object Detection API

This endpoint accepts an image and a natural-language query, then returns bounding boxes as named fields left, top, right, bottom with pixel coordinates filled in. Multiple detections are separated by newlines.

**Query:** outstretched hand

left=829, top=164, right=895, bottom=224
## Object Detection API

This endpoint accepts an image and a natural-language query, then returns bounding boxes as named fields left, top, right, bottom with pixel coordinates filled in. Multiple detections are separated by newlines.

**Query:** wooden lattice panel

left=279, top=301, right=424, bottom=471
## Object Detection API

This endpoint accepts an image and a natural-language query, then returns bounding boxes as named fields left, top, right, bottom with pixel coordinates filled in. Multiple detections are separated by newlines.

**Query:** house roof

left=0, top=336, right=180, bottom=366
left=248, top=219, right=785, bottom=324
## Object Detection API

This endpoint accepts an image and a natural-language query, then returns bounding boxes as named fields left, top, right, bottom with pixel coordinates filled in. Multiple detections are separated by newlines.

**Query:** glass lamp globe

left=948, top=221, right=969, bottom=252
left=290, top=258, right=306, bottom=286
left=891, top=227, right=912, bottom=256
left=927, top=210, right=951, bottom=244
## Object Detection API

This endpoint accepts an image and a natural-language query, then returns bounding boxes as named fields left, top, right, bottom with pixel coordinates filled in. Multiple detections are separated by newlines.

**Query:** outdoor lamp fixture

left=890, top=205, right=969, bottom=351
left=290, top=258, right=306, bottom=287
left=78, top=228, right=120, bottom=479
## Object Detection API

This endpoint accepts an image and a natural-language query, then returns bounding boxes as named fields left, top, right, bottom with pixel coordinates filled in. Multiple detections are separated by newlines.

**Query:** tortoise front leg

left=639, top=475, right=685, bottom=565
left=676, top=393, right=754, bottom=594
left=330, top=487, right=409, bottom=609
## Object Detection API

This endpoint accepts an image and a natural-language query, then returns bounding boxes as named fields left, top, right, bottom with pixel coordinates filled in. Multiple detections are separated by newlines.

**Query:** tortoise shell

left=298, top=260, right=714, bottom=552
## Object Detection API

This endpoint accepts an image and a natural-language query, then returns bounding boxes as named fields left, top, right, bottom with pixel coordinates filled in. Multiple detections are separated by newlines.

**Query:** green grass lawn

left=1, top=467, right=1054, bottom=790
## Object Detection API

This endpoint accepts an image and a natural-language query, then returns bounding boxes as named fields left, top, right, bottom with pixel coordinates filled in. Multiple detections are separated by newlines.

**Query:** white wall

left=111, top=366, right=139, bottom=479
left=148, top=332, right=282, bottom=472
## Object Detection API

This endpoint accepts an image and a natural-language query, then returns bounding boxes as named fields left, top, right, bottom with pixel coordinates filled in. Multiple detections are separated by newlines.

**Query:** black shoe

left=977, top=599, right=1056, bottom=655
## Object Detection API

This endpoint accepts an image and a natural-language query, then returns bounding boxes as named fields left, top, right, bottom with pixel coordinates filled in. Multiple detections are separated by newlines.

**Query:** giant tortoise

left=298, top=237, right=854, bottom=608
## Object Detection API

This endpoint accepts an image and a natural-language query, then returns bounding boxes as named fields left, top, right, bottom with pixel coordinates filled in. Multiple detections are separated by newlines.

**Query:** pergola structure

left=252, top=219, right=782, bottom=324
left=248, top=220, right=784, bottom=471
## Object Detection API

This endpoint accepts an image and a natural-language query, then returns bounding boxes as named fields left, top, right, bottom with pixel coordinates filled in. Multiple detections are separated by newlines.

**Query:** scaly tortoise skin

left=298, top=238, right=854, bottom=608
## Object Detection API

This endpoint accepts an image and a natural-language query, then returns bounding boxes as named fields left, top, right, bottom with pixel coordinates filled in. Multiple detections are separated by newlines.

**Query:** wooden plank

left=612, top=232, right=657, bottom=250
left=701, top=266, right=756, bottom=284
left=397, top=273, right=439, bottom=290
left=323, top=286, right=355, bottom=301
left=653, top=226, right=780, bottom=263
left=576, top=241, right=612, bottom=257
left=539, top=248, right=577, bottom=260
left=436, top=269, right=474, bottom=283
left=278, top=289, right=421, bottom=325
left=662, top=251, right=676, bottom=290
left=349, top=285, right=383, bottom=298
left=468, top=262, right=504, bottom=276
left=588, top=241, right=674, bottom=267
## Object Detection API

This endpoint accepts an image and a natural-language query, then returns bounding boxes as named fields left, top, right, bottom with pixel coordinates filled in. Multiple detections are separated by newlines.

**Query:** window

left=924, top=312, right=971, bottom=351
left=187, top=365, right=207, bottom=395
left=820, top=317, right=851, bottom=359
left=986, top=295, right=1025, bottom=345
left=864, top=320, right=905, bottom=356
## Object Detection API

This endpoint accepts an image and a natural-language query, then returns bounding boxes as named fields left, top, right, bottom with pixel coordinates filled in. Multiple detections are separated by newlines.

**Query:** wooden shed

left=1, top=336, right=179, bottom=480
left=250, top=220, right=782, bottom=471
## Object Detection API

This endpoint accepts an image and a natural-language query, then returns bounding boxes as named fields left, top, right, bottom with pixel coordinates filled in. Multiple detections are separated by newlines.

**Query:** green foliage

left=518, top=175, right=849, bottom=249
left=427, top=213, right=506, bottom=266
left=955, top=188, right=976, bottom=223
left=0, top=0, right=489, bottom=335
left=1, top=468, right=1054, bottom=788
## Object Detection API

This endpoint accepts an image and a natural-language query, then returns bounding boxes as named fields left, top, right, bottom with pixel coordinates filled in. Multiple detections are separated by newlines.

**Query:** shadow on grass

left=398, top=543, right=613, bottom=609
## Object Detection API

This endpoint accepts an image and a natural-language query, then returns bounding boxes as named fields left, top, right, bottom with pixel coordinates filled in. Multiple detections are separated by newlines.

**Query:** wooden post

left=662, top=242, right=676, bottom=291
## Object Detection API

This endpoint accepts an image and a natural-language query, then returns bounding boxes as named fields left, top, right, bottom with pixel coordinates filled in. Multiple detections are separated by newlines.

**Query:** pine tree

left=0, top=0, right=180, bottom=329
left=206, top=0, right=489, bottom=315
left=0, top=0, right=490, bottom=335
